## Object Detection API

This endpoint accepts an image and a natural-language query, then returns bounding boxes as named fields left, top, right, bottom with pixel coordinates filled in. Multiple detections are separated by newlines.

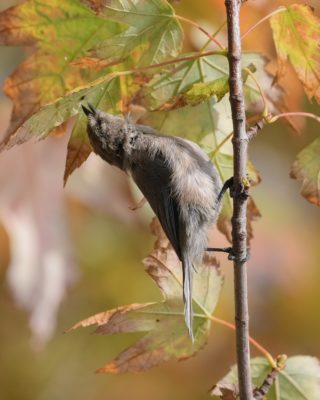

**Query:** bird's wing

left=130, top=151, right=182, bottom=260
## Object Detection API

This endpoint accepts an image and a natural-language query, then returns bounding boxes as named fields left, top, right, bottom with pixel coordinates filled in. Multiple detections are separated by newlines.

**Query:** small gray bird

left=82, top=103, right=225, bottom=340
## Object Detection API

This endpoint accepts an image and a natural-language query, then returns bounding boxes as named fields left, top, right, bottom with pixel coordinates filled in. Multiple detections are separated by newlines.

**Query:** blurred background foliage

left=0, top=0, right=319, bottom=399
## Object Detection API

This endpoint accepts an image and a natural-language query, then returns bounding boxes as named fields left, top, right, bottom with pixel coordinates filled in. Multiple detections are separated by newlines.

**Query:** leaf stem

left=175, top=14, right=226, bottom=50
left=269, top=111, right=320, bottom=124
left=121, top=49, right=226, bottom=77
left=211, top=132, right=233, bottom=157
left=240, top=7, right=286, bottom=41
left=208, top=315, right=276, bottom=368
left=200, top=20, right=227, bottom=52
left=243, top=67, right=268, bottom=117
left=225, top=1, right=253, bottom=398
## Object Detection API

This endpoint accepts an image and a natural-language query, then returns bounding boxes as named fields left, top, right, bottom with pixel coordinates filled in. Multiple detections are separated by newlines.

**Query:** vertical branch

left=225, top=1, right=253, bottom=399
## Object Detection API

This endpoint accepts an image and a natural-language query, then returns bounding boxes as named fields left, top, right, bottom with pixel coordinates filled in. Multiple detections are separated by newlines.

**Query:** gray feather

left=182, top=255, right=194, bottom=341
left=84, top=110, right=223, bottom=340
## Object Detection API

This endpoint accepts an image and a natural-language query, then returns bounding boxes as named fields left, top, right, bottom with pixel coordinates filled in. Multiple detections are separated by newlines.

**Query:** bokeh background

left=0, top=0, right=319, bottom=399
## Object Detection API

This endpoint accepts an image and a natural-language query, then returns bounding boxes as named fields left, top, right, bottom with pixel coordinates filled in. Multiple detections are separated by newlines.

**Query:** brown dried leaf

left=69, top=218, right=223, bottom=373
left=211, top=383, right=239, bottom=399
left=63, top=137, right=92, bottom=186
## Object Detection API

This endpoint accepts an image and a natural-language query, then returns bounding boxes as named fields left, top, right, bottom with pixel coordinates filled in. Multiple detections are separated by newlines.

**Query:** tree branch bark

left=225, top=1, right=253, bottom=399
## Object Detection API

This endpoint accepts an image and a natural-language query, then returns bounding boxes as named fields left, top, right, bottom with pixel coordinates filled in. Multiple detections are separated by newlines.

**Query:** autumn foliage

left=1, top=1, right=320, bottom=399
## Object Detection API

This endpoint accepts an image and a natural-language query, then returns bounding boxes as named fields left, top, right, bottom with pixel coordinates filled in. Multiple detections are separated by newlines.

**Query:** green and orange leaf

left=270, top=4, right=320, bottom=103
left=69, top=219, right=223, bottom=373
left=0, top=0, right=122, bottom=147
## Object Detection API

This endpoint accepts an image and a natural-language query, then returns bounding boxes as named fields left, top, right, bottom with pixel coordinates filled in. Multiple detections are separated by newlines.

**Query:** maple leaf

left=270, top=4, right=320, bottom=103
left=0, top=0, right=122, bottom=147
left=0, top=0, right=183, bottom=182
left=88, top=0, right=183, bottom=67
left=212, top=356, right=320, bottom=400
left=69, top=219, right=223, bottom=373
left=290, top=137, right=320, bottom=206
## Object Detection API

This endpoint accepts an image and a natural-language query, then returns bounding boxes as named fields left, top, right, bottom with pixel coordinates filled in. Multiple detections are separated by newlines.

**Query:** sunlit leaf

left=212, top=356, right=320, bottom=399
left=0, top=0, right=122, bottom=147
left=157, top=63, right=256, bottom=110
left=69, top=219, right=223, bottom=373
left=1, top=74, right=120, bottom=150
left=90, top=0, right=183, bottom=66
left=290, top=137, right=320, bottom=206
left=270, top=5, right=320, bottom=103
left=141, top=52, right=278, bottom=148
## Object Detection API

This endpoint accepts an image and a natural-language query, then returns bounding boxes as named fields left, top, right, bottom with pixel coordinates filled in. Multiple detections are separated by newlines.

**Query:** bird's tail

left=182, top=255, right=194, bottom=342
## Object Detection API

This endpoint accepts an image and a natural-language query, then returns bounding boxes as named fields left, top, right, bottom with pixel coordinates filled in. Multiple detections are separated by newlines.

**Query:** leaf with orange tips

left=0, top=0, right=121, bottom=148
left=69, top=219, right=223, bottom=373
left=270, top=5, right=320, bottom=103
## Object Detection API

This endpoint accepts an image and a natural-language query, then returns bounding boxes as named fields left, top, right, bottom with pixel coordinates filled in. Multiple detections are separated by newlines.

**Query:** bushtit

left=82, top=103, right=229, bottom=340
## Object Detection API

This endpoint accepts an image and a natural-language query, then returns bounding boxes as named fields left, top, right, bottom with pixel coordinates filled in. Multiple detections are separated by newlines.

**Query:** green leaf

left=290, top=137, right=320, bottom=206
left=141, top=52, right=274, bottom=146
left=1, top=74, right=121, bottom=150
left=90, top=0, right=183, bottom=66
left=184, top=76, right=229, bottom=105
left=270, top=5, right=320, bottom=103
left=156, top=63, right=256, bottom=110
left=212, top=356, right=320, bottom=400
left=69, top=219, right=223, bottom=373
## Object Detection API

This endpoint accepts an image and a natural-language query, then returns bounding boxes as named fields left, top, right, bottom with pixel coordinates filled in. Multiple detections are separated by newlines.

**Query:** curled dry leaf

left=69, top=218, right=223, bottom=373
left=290, top=137, right=320, bottom=206
left=211, top=383, right=239, bottom=400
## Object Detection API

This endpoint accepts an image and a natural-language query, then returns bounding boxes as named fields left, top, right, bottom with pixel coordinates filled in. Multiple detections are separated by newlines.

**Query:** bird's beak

left=81, top=102, right=97, bottom=116
left=81, top=104, right=92, bottom=116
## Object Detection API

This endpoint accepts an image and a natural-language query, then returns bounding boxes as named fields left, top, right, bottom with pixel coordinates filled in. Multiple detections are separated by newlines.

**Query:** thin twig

left=253, top=355, right=287, bottom=399
left=243, top=67, right=268, bottom=117
left=121, top=49, right=226, bottom=77
left=225, top=0, right=253, bottom=399
left=200, top=21, right=227, bottom=52
left=247, top=120, right=265, bottom=141
left=241, top=7, right=286, bottom=41
left=208, top=315, right=276, bottom=367
left=269, top=111, right=320, bottom=124
left=211, top=132, right=233, bottom=156
left=175, top=14, right=226, bottom=49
